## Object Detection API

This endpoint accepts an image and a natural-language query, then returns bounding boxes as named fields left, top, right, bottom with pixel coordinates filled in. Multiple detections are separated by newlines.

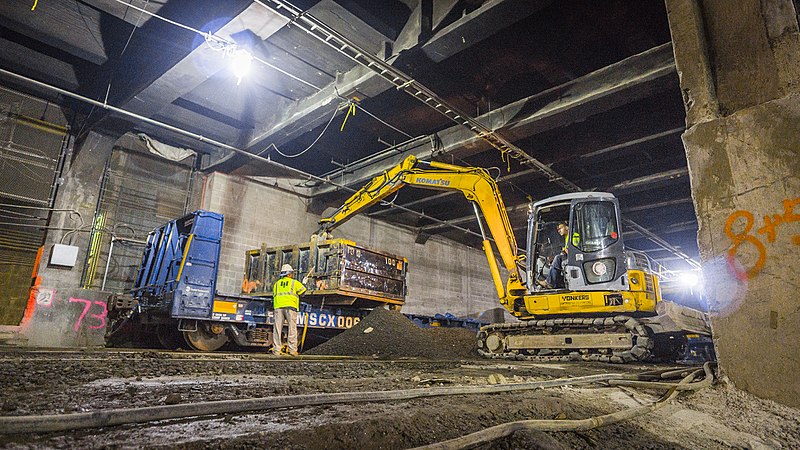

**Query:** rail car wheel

left=183, top=322, right=228, bottom=351
left=157, top=324, right=185, bottom=350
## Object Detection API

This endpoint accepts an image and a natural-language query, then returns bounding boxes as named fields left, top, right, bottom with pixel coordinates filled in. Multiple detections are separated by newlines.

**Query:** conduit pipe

left=0, top=373, right=631, bottom=434
left=0, top=68, right=491, bottom=244
left=413, top=362, right=714, bottom=450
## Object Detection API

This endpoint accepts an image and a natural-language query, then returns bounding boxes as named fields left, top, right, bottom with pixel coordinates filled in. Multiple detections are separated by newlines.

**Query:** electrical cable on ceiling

left=76, top=0, right=149, bottom=138
left=333, top=87, right=413, bottom=139
left=257, top=101, right=343, bottom=159
left=251, top=54, right=322, bottom=91
left=107, top=0, right=321, bottom=91
left=120, top=0, right=148, bottom=55
left=339, top=102, right=357, bottom=132
left=355, top=104, right=413, bottom=139
left=108, top=0, right=229, bottom=45
left=486, top=166, right=502, bottom=181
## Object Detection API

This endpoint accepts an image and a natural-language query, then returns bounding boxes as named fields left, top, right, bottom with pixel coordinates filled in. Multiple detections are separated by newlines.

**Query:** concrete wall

left=12, top=132, right=509, bottom=348
left=19, top=131, right=118, bottom=347
left=202, top=172, right=506, bottom=319
left=667, top=0, right=800, bottom=407
left=683, top=96, right=800, bottom=407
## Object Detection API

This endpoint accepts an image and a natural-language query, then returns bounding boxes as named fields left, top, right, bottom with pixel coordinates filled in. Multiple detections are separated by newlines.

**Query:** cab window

left=571, top=201, right=619, bottom=253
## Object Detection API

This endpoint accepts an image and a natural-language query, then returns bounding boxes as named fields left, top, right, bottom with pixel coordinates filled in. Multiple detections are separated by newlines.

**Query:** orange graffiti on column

left=725, top=197, right=800, bottom=280
left=725, top=210, right=767, bottom=280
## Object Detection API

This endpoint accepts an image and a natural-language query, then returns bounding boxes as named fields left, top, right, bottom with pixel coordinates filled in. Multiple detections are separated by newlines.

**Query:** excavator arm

left=318, top=155, right=526, bottom=307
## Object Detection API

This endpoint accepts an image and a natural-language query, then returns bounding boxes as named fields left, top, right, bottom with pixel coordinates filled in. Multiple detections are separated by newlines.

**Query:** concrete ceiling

left=0, top=0, right=699, bottom=271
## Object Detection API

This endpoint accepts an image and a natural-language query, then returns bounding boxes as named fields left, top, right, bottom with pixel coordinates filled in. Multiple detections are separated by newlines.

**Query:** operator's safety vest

left=272, top=276, right=307, bottom=310
left=563, top=232, right=580, bottom=252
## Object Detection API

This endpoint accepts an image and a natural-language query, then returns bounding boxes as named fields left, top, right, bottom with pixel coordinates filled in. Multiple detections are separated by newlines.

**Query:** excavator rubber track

left=477, top=315, right=654, bottom=363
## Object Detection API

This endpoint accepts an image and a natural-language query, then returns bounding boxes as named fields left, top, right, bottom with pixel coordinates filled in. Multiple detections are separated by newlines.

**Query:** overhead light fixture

left=679, top=271, right=700, bottom=288
left=228, top=47, right=253, bottom=85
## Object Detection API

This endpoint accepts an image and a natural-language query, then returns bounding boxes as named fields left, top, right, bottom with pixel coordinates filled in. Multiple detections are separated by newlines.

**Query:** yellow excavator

left=316, top=155, right=711, bottom=363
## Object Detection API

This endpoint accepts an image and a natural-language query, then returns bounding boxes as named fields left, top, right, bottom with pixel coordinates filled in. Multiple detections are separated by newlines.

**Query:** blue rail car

left=108, top=210, right=375, bottom=352
left=404, top=313, right=485, bottom=331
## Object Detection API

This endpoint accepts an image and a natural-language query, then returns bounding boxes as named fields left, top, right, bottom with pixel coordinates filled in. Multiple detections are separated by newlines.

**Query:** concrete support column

left=667, top=0, right=800, bottom=406
left=22, top=131, right=118, bottom=347
left=665, top=0, right=719, bottom=126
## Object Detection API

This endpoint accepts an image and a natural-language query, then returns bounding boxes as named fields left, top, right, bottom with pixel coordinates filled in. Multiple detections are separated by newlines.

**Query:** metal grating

left=82, top=147, right=195, bottom=292
left=0, top=101, right=64, bottom=206
left=0, top=87, right=68, bottom=325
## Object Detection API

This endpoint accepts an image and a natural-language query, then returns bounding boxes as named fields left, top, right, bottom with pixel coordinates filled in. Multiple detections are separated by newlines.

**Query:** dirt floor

left=0, top=310, right=798, bottom=449
left=0, top=349, right=798, bottom=449
left=307, top=308, right=478, bottom=359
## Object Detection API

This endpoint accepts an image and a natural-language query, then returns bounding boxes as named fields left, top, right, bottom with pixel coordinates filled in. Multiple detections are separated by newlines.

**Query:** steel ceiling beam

left=210, top=0, right=533, bottom=173
left=256, top=2, right=695, bottom=267
left=418, top=203, right=530, bottom=233
left=254, top=0, right=581, bottom=192
left=421, top=0, right=552, bottom=62
left=608, top=168, right=689, bottom=194
left=117, top=4, right=288, bottom=125
left=579, top=127, right=683, bottom=161
left=622, top=197, right=693, bottom=213
left=314, top=43, right=677, bottom=196
left=79, top=0, right=166, bottom=27
left=0, top=37, right=79, bottom=91
left=0, top=1, right=110, bottom=65
left=369, top=127, right=688, bottom=217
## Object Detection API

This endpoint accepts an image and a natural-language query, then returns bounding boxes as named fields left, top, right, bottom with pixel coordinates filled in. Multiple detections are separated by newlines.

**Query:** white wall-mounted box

left=50, top=244, right=79, bottom=267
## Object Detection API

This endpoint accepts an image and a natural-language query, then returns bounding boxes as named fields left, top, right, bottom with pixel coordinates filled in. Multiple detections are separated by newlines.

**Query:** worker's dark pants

left=546, top=253, right=566, bottom=288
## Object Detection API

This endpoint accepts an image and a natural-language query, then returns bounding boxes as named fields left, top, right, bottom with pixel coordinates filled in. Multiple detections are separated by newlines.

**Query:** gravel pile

left=306, top=308, right=478, bottom=359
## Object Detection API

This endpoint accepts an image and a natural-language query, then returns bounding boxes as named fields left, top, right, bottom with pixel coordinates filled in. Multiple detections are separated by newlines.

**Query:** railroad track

left=0, top=363, right=714, bottom=442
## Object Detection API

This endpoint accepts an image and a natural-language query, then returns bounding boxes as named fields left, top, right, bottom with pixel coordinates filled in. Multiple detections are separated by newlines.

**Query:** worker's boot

left=288, top=350, right=299, bottom=356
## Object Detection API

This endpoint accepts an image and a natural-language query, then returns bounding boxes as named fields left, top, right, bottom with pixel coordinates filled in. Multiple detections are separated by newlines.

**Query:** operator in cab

left=272, top=264, right=307, bottom=356
left=542, top=222, right=579, bottom=289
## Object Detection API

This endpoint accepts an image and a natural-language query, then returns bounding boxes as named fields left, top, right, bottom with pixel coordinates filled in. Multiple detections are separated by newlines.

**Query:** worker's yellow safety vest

left=564, top=232, right=580, bottom=252
left=272, top=276, right=307, bottom=310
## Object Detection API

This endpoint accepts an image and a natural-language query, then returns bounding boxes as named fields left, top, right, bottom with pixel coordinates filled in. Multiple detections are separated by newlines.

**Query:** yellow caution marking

left=213, top=300, right=238, bottom=314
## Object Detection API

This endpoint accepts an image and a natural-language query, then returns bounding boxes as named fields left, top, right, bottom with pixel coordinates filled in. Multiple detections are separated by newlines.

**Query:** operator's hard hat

left=280, top=264, right=294, bottom=274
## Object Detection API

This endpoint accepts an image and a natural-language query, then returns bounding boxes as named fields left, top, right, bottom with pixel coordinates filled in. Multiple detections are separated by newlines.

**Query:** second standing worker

left=272, top=264, right=307, bottom=356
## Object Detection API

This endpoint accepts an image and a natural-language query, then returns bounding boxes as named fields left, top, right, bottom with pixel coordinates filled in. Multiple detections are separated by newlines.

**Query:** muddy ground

left=307, top=308, right=479, bottom=359
left=0, top=349, right=797, bottom=449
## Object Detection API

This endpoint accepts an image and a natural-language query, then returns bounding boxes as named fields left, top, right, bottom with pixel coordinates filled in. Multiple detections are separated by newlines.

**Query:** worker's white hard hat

left=280, top=264, right=294, bottom=273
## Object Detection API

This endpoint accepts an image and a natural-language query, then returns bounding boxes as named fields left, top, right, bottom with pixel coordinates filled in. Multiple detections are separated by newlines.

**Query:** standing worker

left=272, top=264, right=307, bottom=356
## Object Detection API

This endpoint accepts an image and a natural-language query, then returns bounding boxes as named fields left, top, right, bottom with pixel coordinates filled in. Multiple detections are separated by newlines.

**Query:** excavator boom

left=318, top=155, right=525, bottom=304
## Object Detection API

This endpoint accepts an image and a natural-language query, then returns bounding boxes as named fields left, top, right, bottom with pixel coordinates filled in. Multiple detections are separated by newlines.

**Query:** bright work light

left=679, top=271, right=699, bottom=288
left=229, top=48, right=252, bottom=85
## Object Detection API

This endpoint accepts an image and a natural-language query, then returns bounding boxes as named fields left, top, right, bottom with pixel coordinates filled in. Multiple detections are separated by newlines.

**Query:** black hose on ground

left=411, top=362, right=715, bottom=450
left=0, top=372, right=632, bottom=434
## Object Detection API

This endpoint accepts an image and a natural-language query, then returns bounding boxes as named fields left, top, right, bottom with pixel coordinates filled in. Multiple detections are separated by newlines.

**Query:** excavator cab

left=528, top=192, right=626, bottom=293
